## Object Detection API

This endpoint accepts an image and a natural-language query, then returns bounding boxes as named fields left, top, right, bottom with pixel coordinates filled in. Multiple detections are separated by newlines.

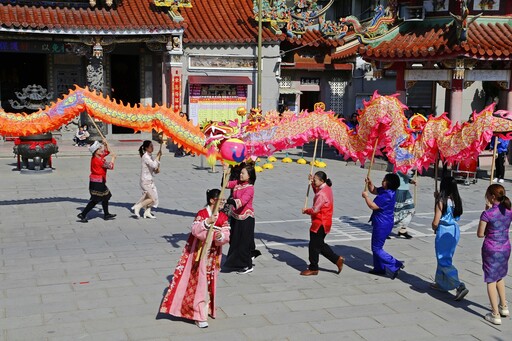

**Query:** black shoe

left=104, top=213, right=117, bottom=220
left=386, top=236, right=391, bottom=239
left=392, top=264, right=405, bottom=280
left=77, top=213, right=88, bottom=223
left=369, top=269, right=386, bottom=276
left=398, top=231, right=413, bottom=239
left=251, top=249, right=262, bottom=259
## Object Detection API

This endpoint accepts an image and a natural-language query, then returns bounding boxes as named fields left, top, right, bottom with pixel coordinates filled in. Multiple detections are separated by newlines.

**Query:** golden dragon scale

left=0, top=86, right=206, bottom=155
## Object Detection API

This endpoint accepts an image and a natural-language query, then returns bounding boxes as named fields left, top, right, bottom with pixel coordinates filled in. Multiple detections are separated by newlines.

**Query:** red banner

left=173, top=75, right=181, bottom=112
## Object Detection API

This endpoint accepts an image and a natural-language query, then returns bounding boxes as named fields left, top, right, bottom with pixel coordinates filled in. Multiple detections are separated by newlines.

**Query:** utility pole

left=257, top=0, right=263, bottom=109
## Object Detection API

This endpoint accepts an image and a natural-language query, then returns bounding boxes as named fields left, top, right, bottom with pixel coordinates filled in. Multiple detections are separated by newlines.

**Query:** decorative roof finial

left=450, top=0, right=482, bottom=43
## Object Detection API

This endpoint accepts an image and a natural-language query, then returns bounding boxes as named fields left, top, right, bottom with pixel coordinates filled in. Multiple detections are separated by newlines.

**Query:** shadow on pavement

left=162, top=233, right=190, bottom=248
left=398, top=269, right=489, bottom=319
left=0, top=197, right=196, bottom=217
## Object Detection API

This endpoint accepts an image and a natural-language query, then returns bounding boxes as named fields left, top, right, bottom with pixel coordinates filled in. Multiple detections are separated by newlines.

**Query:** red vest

left=307, top=184, right=334, bottom=234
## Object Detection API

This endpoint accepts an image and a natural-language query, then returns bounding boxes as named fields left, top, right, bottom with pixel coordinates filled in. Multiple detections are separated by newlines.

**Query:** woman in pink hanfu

left=159, top=189, right=230, bottom=328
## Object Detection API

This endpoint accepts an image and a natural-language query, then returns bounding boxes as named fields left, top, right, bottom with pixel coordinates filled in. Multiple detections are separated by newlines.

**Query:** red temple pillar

left=449, top=79, right=463, bottom=123
left=395, top=63, right=406, bottom=103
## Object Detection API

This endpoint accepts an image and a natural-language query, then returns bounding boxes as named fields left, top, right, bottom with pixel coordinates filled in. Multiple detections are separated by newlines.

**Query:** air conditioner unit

left=400, top=5, right=425, bottom=21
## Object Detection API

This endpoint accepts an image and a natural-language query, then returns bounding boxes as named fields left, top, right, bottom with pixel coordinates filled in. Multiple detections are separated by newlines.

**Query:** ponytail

left=501, top=195, right=511, bottom=211
left=314, top=171, right=332, bottom=187
left=139, top=140, right=152, bottom=157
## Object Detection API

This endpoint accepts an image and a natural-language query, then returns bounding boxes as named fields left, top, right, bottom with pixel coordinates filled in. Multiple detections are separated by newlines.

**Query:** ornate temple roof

left=180, top=0, right=281, bottom=44
left=359, top=18, right=512, bottom=61
left=0, top=0, right=355, bottom=55
left=0, top=0, right=183, bottom=34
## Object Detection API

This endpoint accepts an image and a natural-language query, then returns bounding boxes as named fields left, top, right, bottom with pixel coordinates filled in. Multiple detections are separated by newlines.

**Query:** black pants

left=82, top=199, right=110, bottom=217
left=495, top=152, right=506, bottom=179
left=308, top=226, right=339, bottom=271
left=82, top=181, right=112, bottom=217
left=224, top=217, right=254, bottom=269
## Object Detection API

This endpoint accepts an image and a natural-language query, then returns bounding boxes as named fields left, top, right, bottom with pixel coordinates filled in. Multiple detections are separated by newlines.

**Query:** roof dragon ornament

left=339, top=4, right=395, bottom=42
left=450, top=0, right=482, bottom=42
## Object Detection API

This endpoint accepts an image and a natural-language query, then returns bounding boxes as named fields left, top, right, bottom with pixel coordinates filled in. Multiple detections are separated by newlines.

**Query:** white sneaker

left=485, top=312, right=502, bottom=325
left=493, top=178, right=499, bottom=183
left=499, top=304, right=509, bottom=317
left=499, top=179, right=505, bottom=183
left=195, top=321, right=208, bottom=328
left=237, top=267, right=253, bottom=274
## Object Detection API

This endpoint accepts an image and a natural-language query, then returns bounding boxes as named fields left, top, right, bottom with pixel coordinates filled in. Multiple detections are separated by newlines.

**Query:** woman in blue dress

left=362, top=173, right=404, bottom=279
left=431, top=176, right=468, bottom=301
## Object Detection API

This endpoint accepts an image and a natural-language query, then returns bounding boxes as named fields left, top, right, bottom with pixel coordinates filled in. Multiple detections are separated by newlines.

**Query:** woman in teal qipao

left=431, top=177, right=469, bottom=301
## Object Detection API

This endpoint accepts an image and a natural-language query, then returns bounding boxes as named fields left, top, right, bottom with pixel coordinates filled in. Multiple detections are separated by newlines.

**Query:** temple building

left=355, top=0, right=512, bottom=122
left=8, top=1, right=499, bottom=136
left=0, top=0, right=369, bottom=136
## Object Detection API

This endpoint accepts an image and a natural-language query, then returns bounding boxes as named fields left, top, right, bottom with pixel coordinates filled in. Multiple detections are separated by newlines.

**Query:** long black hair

left=206, top=188, right=221, bottom=206
left=315, top=171, right=332, bottom=187
left=138, top=140, right=152, bottom=157
left=438, top=176, right=463, bottom=218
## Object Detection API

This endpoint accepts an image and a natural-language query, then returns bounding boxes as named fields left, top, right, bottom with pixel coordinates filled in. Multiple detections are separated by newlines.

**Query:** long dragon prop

left=0, top=86, right=206, bottom=156
left=1, top=87, right=512, bottom=173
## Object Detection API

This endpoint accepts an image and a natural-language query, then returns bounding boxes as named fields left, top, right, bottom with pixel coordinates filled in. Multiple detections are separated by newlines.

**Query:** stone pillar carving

left=85, top=40, right=107, bottom=136
left=165, top=35, right=184, bottom=110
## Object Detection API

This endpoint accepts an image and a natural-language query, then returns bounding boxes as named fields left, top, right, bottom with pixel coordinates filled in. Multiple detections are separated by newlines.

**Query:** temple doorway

left=110, top=54, right=140, bottom=134
left=300, top=90, right=320, bottom=112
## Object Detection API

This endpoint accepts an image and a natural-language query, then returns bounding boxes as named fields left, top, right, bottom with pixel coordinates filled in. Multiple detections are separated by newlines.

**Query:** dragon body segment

left=0, top=86, right=207, bottom=156
left=1, top=87, right=512, bottom=174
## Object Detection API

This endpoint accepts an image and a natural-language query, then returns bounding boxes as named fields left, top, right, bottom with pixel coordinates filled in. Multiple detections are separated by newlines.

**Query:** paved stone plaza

left=0, top=141, right=511, bottom=340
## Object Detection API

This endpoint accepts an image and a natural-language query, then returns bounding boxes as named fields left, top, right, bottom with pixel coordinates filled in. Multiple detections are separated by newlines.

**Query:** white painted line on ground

left=256, top=210, right=483, bottom=225
left=460, top=219, right=479, bottom=231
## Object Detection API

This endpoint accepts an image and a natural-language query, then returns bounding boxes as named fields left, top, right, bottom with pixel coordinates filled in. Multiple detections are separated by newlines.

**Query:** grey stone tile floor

left=0, top=140, right=511, bottom=340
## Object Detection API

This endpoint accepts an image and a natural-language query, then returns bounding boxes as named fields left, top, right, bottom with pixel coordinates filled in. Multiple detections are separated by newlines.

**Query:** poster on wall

left=188, top=84, right=248, bottom=126
left=473, top=0, right=499, bottom=11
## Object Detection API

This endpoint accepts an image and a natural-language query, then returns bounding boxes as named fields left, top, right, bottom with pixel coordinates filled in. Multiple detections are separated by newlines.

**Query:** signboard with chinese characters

left=188, top=84, right=247, bottom=126
left=0, top=41, right=66, bottom=54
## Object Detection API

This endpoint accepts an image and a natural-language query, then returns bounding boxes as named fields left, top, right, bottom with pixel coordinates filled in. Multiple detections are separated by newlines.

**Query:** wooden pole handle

left=155, top=134, right=166, bottom=173
left=87, top=113, right=115, bottom=156
left=413, top=169, right=418, bottom=208
left=304, top=139, right=319, bottom=210
left=434, top=154, right=439, bottom=193
left=490, top=135, right=498, bottom=185
left=196, top=167, right=231, bottom=262
left=364, top=138, right=379, bottom=192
